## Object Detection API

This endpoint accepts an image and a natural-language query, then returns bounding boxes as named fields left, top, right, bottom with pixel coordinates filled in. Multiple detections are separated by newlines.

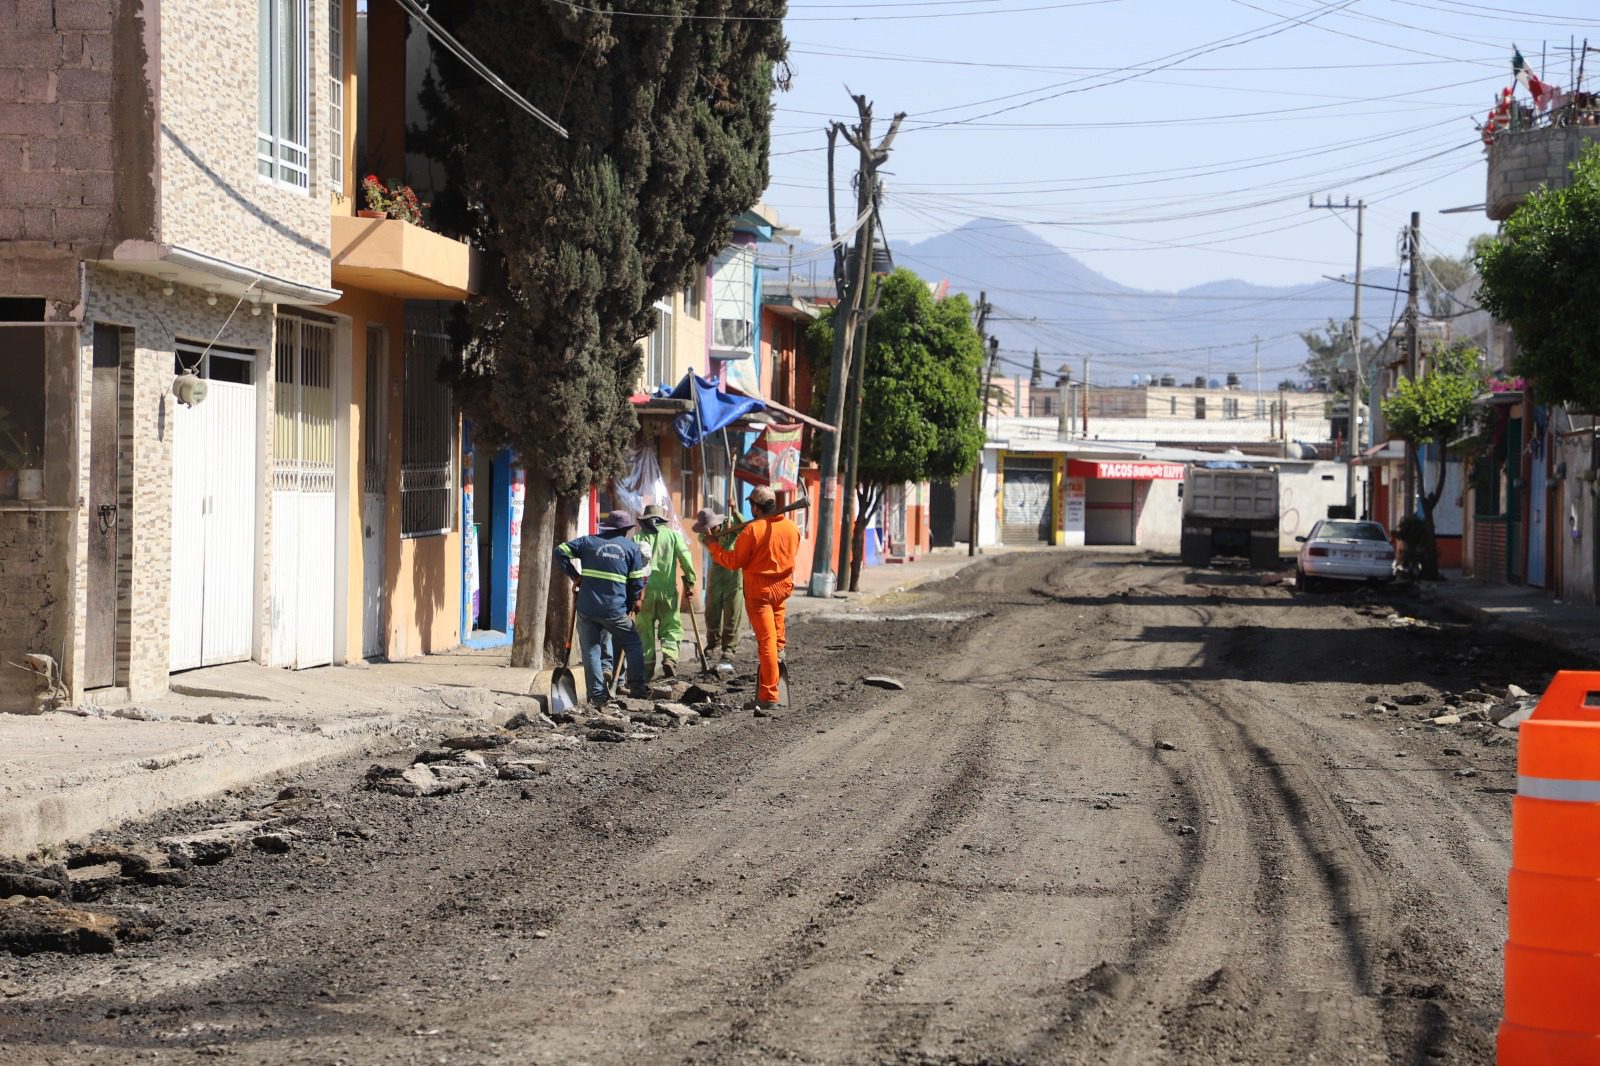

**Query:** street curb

left=1426, top=594, right=1600, bottom=665
left=0, top=671, right=557, bottom=859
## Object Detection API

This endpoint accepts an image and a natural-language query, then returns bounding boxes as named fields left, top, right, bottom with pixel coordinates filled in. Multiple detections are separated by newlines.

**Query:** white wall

left=1136, top=480, right=1183, bottom=552
left=954, top=449, right=1002, bottom=548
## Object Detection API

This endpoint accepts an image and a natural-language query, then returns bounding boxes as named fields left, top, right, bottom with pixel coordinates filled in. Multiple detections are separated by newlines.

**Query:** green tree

left=1381, top=343, right=1486, bottom=580
left=1476, top=142, right=1600, bottom=413
left=1423, top=243, right=1493, bottom=318
left=418, top=0, right=787, bottom=666
left=1299, top=318, right=1378, bottom=394
left=809, top=269, right=985, bottom=589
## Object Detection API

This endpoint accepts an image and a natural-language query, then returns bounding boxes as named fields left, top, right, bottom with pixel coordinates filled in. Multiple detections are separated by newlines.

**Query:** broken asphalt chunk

left=862, top=676, right=906, bottom=691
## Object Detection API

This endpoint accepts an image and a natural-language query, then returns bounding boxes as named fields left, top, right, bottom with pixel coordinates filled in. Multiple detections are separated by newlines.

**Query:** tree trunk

left=1413, top=447, right=1442, bottom=582
left=543, top=494, right=579, bottom=664
left=847, top=484, right=883, bottom=592
left=510, top=465, right=555, bottom=669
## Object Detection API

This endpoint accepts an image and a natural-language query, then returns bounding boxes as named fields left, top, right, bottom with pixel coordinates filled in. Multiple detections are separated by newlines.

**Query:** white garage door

left=170, top=348, right=258, bottom=672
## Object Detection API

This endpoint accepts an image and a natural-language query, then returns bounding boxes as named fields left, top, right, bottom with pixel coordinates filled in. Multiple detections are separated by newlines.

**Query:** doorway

left=361, top=324, right=388, bottom=659
left=85, top=324, right=130, bottom=689
left=169, top=344, right=259, bottom=672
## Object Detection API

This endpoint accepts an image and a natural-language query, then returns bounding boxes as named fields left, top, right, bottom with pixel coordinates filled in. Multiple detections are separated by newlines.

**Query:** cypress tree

left=418, top=0, right=787, bottom=667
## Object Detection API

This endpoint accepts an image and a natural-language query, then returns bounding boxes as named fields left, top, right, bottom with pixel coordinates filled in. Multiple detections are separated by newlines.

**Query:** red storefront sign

left=1067, top=459, right=1185, bottom=480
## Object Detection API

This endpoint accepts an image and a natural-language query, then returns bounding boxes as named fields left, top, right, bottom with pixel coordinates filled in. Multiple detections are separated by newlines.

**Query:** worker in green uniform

left=635, top=504, right=696, bottom=678
left=692, top=506, right=742, bottom=662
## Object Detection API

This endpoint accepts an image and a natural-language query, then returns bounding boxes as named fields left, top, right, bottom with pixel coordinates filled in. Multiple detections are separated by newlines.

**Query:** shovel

left=685, top=593, right=711, bottom=675
left=548, top=590, right=579, bottom=716
left=777, top=659, right=791, bottom=708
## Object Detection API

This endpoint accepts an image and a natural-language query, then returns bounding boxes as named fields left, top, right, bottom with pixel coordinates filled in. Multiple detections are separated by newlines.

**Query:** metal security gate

left=361, top=324, right=389, bottom=659
left=170, top=347, right=258, bottom=672
left=270, top=314, right=337, bottom=669
left=1002, top=457, right=1054, bottom=544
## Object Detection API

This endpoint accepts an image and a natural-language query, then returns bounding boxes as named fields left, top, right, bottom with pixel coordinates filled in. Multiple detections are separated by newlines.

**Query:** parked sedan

left=1295, top=520, right=1396, bottom=589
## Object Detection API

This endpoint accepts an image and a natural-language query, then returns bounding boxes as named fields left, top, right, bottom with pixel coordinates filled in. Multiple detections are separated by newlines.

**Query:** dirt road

left=2, top=552, right=1564, bottom=1065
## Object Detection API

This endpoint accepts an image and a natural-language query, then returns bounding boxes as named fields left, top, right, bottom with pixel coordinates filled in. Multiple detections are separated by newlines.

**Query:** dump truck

left=1180, top=462, right=1280, bottom=569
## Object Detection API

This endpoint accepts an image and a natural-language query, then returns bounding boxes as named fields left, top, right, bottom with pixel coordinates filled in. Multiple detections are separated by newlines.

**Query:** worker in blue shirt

left=556, top=509, right=650, bottom=703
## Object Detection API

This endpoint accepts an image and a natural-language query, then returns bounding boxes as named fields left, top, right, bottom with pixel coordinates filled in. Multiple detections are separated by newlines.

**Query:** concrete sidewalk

left=787, top=545, right=996, bottom=617
left=0, top=549, right=997, bottom=859
left=1, top=648, right=550, bottom=858
left=1424, top=572, right=1600, bottom=666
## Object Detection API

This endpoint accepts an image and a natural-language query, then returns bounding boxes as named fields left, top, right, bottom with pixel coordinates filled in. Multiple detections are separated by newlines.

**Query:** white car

left=1295, top=519, right=1396, bottom=589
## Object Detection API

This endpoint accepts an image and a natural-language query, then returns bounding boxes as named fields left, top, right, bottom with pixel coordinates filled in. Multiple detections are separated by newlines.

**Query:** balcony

left=331, top=216, right=482, bottom=301
left=1484, top=99, right=1600, bottom=220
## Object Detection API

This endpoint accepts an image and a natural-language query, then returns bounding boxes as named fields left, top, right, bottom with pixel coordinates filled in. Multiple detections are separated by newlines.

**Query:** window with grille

left=327, top=0, right=343, bottom=194
left=709, top=245, right=754, bottom=352
left=258, top=0, right=310, bottom=190
left=644, top=301, right=673, bottom=390
left=1194, top=397, right=1206, bottom=420
left=401, top=329, right=455, bottom=537
left=682, top=276, right=703, bottom=320
left=1223, top=397, right=1239, bottom=419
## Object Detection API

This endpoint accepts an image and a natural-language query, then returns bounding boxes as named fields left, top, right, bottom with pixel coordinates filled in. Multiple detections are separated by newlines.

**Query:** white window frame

left=259, top=0, right=311, bottom=192
left=644, top=300, right=674, bottom=389
left=327, top=0, right=343, bottom=194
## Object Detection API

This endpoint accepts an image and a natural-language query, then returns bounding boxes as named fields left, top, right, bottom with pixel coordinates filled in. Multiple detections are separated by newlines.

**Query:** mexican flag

left=1513, top=48, right=1560, bottom=111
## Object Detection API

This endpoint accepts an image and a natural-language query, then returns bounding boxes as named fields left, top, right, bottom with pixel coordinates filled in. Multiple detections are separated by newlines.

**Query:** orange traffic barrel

left=1500, top=671, right=1600, bottom=1064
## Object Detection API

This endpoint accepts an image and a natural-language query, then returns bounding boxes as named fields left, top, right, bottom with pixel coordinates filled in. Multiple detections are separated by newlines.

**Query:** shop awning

left=1067, top=459, right=1185, bottom=480
left=667, top=373, right=766, bottom=448
left=1352, top=440, right=1406, bottom=466
left=726, top=386, right=836, bottom=433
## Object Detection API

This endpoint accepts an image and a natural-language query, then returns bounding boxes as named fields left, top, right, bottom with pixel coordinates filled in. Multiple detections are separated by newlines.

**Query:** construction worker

left=635, top=504, right=696, bottom=678
left=701, top=486, right=798, bottom=712
left=692, top=506, right=742, bottom=662
left=555, top=509, right=650, bottom=703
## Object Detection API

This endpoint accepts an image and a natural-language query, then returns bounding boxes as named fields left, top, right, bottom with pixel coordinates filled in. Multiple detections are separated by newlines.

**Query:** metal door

left=85, top=325, right=123, bottom=689
left=270, top=315, right=337, bottom=668
left=169, top=347, right=258, bottom=672
left=1002, top=457, right=1053, bottom=544
left=361, top=324, right=388, bottom=658
left=1528, top=433, right=1548, bottom=588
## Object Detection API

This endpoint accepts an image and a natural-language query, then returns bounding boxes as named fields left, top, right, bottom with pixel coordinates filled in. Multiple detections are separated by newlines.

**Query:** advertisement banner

left=735, top=423, right=803, bottom=492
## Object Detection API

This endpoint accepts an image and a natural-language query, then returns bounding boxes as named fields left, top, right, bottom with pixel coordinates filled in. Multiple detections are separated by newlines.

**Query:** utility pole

left=1402, top=211, right=1421, bottom=518
left=809, top=94, right=904, bottom=597
left=1081, top=355, right=1090, bottom=439
left=838, top=303, right=873, bottom=586
left=1253, top=335, right=1261, bottom=397
left=1309, top=196, right=1365, bottom=515
left=966, top=294, right=993, bottom=557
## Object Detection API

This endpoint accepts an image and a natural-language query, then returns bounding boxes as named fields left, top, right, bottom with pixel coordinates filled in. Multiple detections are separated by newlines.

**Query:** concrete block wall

left=71, top=266, right=276, bottom=702
left=1486, top=125, right=1600, bottom=220
left=0, top=0, right=158, bottom=256
left=160, top=0, right=333, bottom=288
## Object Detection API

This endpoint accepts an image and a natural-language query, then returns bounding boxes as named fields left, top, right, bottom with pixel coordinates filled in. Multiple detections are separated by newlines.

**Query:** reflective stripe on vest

left=581, top=569, right=627, bottom=583
left=1518, top=775, right=1600, bottom=803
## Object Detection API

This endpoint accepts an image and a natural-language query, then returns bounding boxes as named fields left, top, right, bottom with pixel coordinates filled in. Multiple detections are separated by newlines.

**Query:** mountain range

left=767, top=219, right=1373, bottom=391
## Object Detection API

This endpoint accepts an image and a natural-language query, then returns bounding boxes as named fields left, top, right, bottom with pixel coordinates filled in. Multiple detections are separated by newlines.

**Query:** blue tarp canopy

left=669, top=372, right=766, bottom=448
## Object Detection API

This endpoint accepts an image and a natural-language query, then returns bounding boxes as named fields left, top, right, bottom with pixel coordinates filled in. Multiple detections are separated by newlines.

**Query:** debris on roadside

left=0, top=896, right=159, bottom=956
left=862, top=676, right=906, bottom=690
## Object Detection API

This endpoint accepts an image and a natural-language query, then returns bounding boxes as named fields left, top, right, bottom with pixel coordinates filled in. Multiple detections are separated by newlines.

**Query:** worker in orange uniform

left=701, top=486, right=798, bottom=713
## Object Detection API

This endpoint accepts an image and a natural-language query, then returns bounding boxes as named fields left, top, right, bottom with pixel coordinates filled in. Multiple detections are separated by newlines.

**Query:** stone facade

left=1486, top=125, right=1600, bottom=221
left=68, top=266, right=277, bottom=702
left=160, top=0, right=333, bottom=288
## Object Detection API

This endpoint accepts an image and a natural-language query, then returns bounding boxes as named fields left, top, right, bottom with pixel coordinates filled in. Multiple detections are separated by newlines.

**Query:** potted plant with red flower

left=359, top=175, right=425, bottom=225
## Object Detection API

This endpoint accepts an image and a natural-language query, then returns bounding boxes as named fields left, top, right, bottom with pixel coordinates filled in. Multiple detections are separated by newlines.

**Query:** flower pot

left=357, top=209, right=385, bottom=219
left=17, top=468, right=43, bottom=501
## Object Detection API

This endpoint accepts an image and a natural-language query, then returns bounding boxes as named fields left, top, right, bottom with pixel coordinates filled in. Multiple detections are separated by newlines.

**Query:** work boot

left=661, top=659, right=676, bottom=679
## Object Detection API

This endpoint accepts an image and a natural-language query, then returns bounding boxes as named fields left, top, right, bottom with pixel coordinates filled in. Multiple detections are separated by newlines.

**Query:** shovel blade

left=777, top=660, right=791, bottom=708
left=549, top=668, right=578, bottom=717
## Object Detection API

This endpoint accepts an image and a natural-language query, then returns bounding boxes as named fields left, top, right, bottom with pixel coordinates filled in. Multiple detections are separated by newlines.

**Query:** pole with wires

left=1308, top=196, right=1366, bottom=516
left=808, top=94, right=903, bottom=598
left=967, top=294, right=992, bottom=557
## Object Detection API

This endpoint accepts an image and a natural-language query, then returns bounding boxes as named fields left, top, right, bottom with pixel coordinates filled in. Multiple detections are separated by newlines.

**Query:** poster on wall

left=507, top=467, right=526, bottom=627
left=734, top=423, right=803, bottom=492
left=463, top=464, right=480, bottom=619
left=1065, top=477, right=1086, bottom=534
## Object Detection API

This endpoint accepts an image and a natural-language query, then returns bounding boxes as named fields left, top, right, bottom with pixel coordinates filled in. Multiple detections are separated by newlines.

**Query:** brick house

left=0, top=0, right=477, bottom=711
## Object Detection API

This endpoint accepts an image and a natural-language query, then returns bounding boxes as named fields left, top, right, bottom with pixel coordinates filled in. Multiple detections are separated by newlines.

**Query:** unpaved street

left=2, top=552, right=1563, bottom=1065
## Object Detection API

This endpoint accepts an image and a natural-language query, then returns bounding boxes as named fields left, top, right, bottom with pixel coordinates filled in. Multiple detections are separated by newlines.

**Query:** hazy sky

left=759, top=0, right=1595, bottom=299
